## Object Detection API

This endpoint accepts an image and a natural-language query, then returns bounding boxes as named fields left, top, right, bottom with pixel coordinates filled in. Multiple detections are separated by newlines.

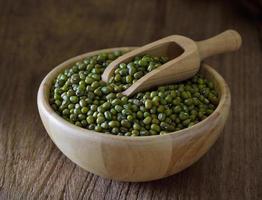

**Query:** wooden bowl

left=37, top=47, right=231, bottom=182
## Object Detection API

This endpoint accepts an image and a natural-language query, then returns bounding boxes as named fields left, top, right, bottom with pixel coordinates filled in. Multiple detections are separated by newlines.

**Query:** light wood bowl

left=37, top=47, right=231, bottom=182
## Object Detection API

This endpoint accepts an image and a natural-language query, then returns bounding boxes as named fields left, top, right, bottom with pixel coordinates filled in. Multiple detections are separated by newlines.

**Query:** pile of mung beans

left=49, top=51, right=219, bottom=136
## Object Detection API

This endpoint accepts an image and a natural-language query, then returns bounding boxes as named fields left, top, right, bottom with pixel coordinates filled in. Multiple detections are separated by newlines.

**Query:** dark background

left=0, top=0, right=261, bottom=199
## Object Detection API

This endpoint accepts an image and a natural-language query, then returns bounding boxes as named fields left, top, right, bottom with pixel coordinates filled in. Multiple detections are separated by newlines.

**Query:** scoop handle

left=196, top=30, right=242, bottom=60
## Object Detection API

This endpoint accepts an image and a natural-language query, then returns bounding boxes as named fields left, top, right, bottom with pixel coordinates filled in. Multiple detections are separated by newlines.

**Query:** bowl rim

left=37, top=47, right=231, bottom=141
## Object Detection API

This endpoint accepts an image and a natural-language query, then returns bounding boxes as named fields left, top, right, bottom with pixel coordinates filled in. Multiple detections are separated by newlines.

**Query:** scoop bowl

left=37, top=47, right=231, bottom=182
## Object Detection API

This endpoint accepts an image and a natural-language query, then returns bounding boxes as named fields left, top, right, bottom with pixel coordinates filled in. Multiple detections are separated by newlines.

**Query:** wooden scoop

left=102, top=30, right=242, bottom=96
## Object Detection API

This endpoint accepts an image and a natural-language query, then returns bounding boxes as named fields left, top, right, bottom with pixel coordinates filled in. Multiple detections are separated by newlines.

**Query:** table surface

left=0, top=0, right=261, bottom=199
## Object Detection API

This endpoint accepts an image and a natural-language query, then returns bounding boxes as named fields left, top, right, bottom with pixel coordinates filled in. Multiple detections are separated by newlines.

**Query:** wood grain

left=0, top=0, right=261, bottom=199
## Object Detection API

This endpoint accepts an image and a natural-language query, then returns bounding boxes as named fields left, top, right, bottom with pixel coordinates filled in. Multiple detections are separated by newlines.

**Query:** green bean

left=50, top=51, right=218, bottom=136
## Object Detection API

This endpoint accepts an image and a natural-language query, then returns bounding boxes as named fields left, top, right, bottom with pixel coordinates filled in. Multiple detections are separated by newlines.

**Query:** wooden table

left=0, top=0, right=261, bottom=199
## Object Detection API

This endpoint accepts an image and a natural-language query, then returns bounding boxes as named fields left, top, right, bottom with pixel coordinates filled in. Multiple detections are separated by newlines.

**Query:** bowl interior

left=38, top=47, right=230, bottom=140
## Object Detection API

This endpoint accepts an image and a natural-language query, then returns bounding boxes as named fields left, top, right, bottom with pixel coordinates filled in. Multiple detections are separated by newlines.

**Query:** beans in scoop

left=109, top=55, right=169, bottom=90
left=49, top=51, right=219, bottom=136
